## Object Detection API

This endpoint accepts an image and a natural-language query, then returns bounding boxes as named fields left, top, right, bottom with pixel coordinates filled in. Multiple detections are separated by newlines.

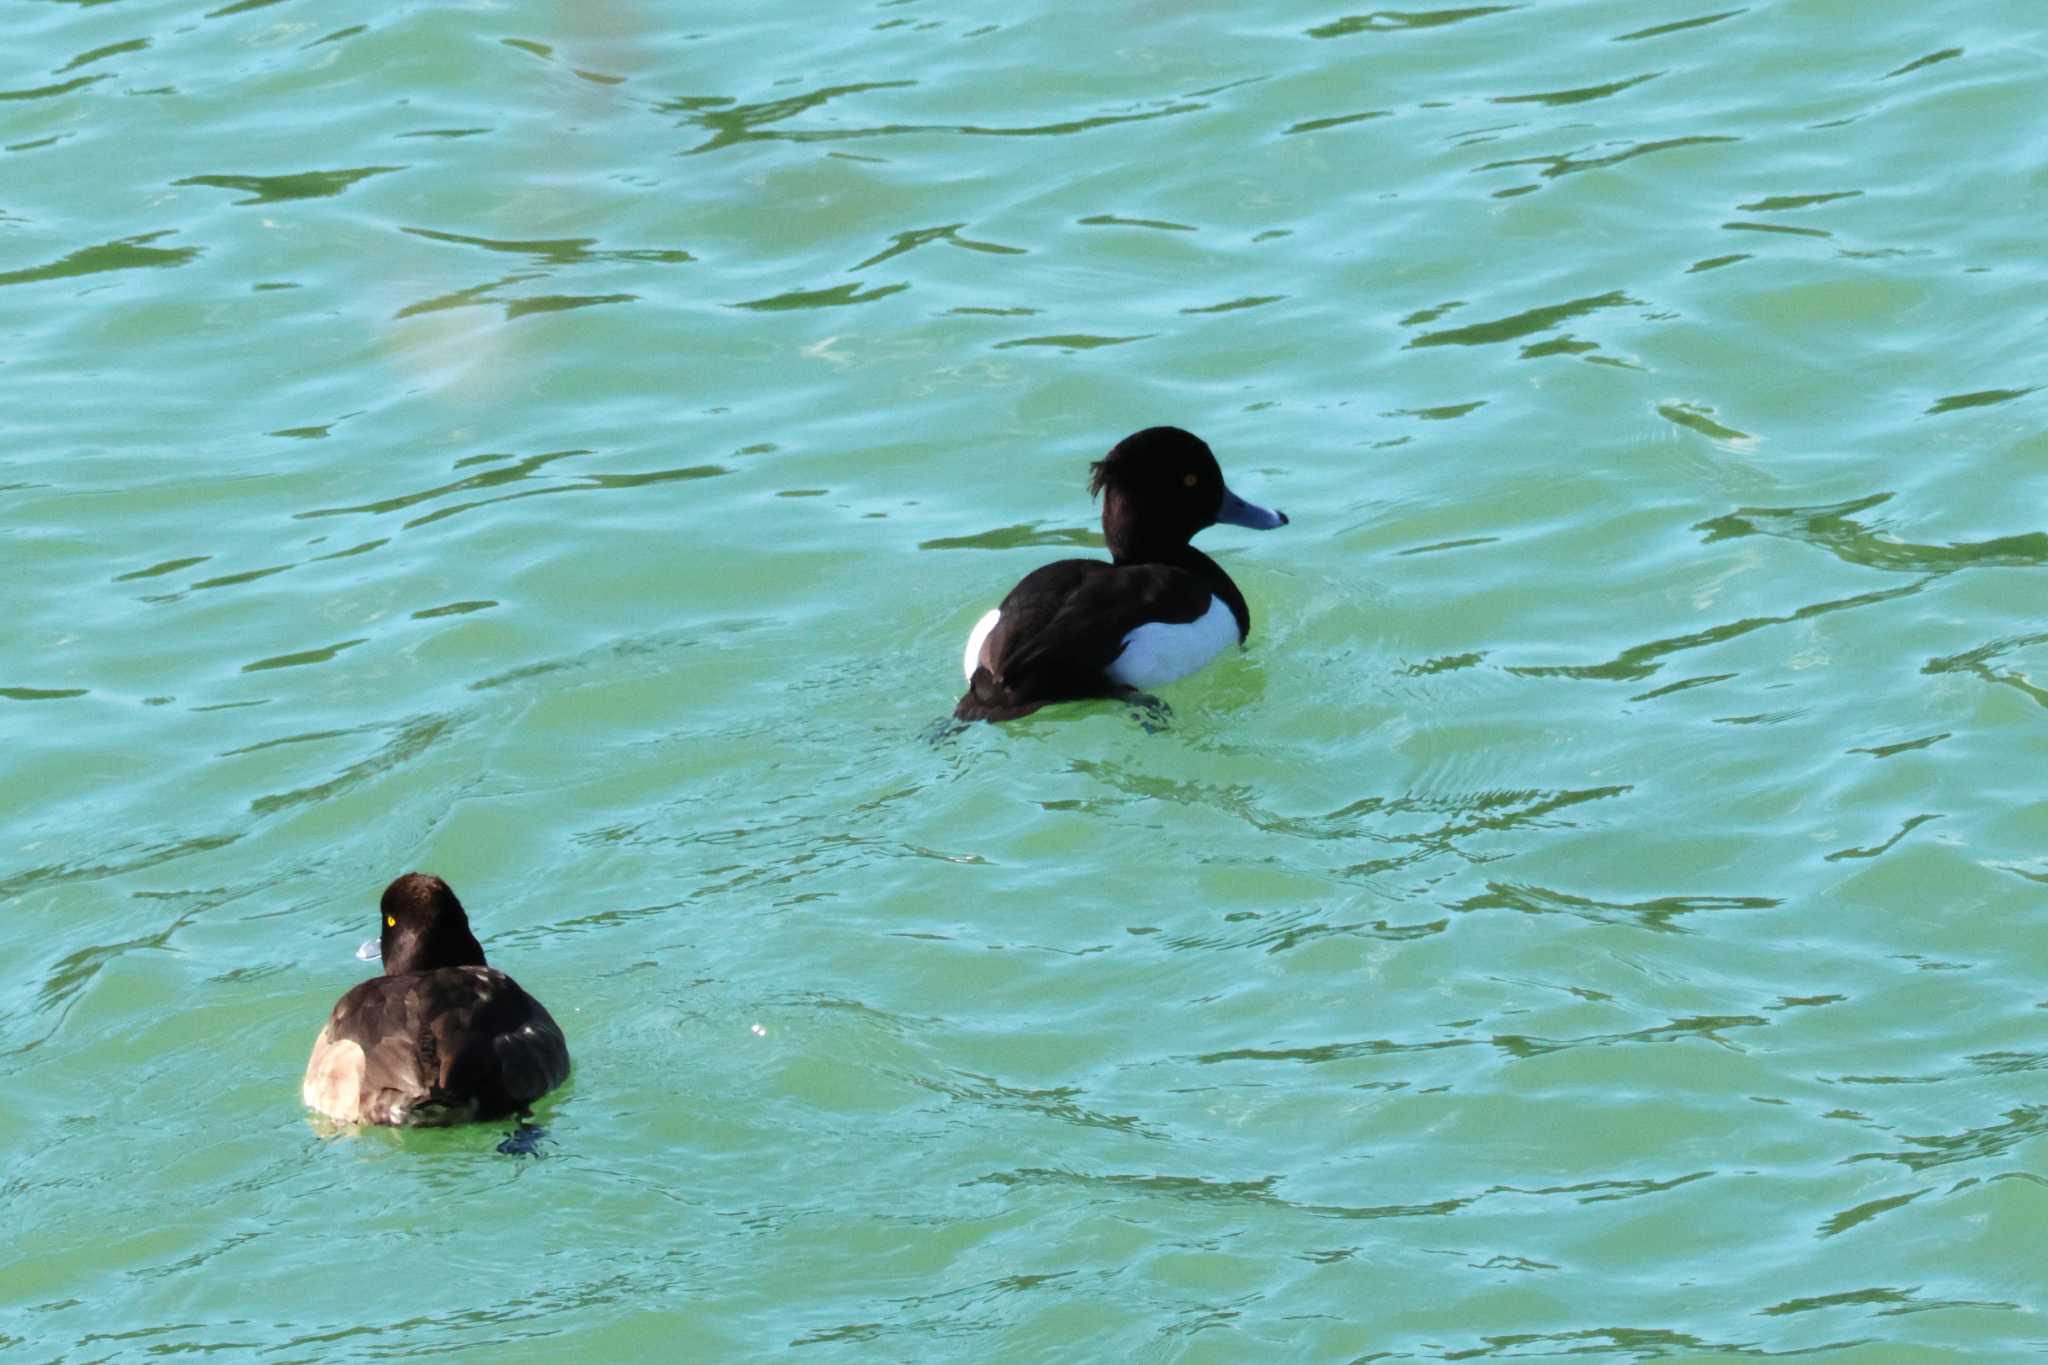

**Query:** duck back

left=303, top=965, right=569, bottom=1126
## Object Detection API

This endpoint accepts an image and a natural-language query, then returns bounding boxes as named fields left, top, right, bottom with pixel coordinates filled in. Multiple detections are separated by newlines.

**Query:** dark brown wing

left=312, top=966, right=569, bottom=1125
left=449, top=971, right=571, bottom=1113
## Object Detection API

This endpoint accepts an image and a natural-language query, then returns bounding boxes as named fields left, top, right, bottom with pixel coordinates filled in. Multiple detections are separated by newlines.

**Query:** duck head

left=1089, top=426, right=1286, bottom=562
left=378, top=872, right=488, bottom=975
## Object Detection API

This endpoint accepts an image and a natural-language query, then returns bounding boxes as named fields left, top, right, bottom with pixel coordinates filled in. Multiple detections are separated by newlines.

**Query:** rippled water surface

left=6, top=0, right=2047, bottom=1358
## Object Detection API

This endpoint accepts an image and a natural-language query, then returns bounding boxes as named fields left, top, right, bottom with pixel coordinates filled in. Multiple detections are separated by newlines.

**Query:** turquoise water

left=5, top=0, right=2046, bottom=1357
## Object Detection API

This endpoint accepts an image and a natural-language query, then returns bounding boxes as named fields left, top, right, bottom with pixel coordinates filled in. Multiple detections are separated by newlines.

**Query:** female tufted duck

left=303, top=873, right=569, bottom=1126
left=956, top=426, right=1286, bottom=722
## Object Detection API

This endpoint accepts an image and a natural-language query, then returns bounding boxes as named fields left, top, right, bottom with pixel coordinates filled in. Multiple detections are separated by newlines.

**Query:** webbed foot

left=1121, top=691, right=1173, bottom=733
left=496, top=1122, right=549, bottom=1157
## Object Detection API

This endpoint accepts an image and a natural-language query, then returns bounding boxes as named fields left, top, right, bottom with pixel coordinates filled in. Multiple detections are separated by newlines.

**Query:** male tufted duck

left=956, top=426, right=1286, bottom=722
left=303, top=873, right=570, bottom=1126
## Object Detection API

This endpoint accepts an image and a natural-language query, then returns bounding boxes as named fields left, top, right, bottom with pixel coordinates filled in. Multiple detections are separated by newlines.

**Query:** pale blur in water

left=5, top=1, right=2047, bottom=1358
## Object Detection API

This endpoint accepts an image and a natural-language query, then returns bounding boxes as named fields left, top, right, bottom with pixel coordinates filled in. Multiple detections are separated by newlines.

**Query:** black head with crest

left=1089, top=427, right=1286, bottom=562
left=378, top=872, right=487, bottom=976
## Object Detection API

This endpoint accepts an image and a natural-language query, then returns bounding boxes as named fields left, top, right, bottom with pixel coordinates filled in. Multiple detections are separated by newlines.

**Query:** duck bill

left=1217, top=486, right=1288, bottom=530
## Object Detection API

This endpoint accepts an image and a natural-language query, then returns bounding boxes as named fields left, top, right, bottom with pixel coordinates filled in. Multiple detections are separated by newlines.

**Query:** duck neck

left=384, top=919, right=487, bottom=976
left=1101, top=489, right=1199, bottom=568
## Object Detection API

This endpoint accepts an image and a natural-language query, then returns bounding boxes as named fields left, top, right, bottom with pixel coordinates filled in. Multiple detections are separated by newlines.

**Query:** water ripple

left=206, top=0, right=288, bottom=17
left=305, top=25, right=365, bottom=50
left=1076, top=214, right=1194, bottom=233
left=1612, top=10, right=1747, bottom=43
left=1490, top=1170, right=1713, bottom=1204
left=733, top=282, right=907, bottom=311
left=1922, top=633, right=2048, bottom=709
left=1817, top=1187, right=1930, bottom=1238
left=401, top=226, right=695, bottom=267
left=1195, top=1034, right=1477, bottom=1065
left=1305, top=7, right=1519, bottom=40
left=0, top=232, right=199, bottom=288
left=55, top=38, right=150, bottom=74
left=1883, top=48, right=1964, bottom=81
left=1657, top=401, right=1753, bottom=443
left=1180, top=295, right=1286, bottom=315
left=853, top=224, right=1024, bottom=271
left=911, top=1071, right=1165, bottom=1141
left=975, top=1167, right=1474, bottom=1222
left=1283, top=110, right=1389, bottom=135
left=1477, top=134, right=1739, bottom=184
left=171, top=166, right=403, bottom=204
left=1508, top=579, right=1928, bottom=683
left=0, top=834, right=240, bottom=911
left=1493, top=1013, right=1770, bottom=1059
left=1823, top=813, right=1941, bottom=862
left=919, top=524, right=1098, bottom=552
left=1493, top=72, right=1661, bottom=108
left=1, top=686, right=89, bottom=702
left=1451, top=881, right=1779, bottom=934
left=1162, top=907, right=1447, bottom=955
left=1925, top=386, right=2036, bottom=415
left=1763, top=1285, right=2019, bottom=1318
left=0, top=74, right=108, bottom=102
left=394, top=275, right=639, bottom=320
left=991, top=333, right=1151, bottom=351
left=660, top=83, right=1204, bottom=155
left=1847, top=1106, right=2048, bottom=1173
left=244, top=712, right=458, bottom=817
left=289, top=448, right=729, bottom=533
left=1405, top=290, right=1638, bottom=348
left=240, top=638, right=367, bottom=673
left=1696, top=495, right=2048, bottom=574
left=1737, top=190, right=1863, bottom=212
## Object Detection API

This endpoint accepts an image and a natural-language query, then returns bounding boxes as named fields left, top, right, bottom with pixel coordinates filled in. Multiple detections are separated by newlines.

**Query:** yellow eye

left=385, top=916, right=396, bottom=927
left=1183, top=473, right=1199, bottom=487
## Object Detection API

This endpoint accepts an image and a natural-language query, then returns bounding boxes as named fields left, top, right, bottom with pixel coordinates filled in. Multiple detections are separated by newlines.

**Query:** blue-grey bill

left=355, top=938, right=380, bottom=961
left=1218, top=485, right=1288, bottom=530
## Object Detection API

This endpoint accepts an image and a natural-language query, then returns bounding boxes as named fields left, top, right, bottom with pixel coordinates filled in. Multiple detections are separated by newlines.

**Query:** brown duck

left=303, top=873, right=570, bottom=1126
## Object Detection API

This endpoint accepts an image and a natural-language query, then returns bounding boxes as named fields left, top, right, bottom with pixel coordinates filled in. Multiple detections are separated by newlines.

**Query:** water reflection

left=0, top=234, right=199, bottom=288
left=1611, top=11, right=1747, bottom=43
left=172, top=167, right=403, bottom=205
left=1696, top=495, right=2048, bottom=574
left=659, top=83, right=1205, bottom=155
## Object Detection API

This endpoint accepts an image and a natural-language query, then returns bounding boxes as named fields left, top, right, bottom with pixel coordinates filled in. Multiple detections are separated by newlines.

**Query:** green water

left=5, top=0, right=2046, bottom=1358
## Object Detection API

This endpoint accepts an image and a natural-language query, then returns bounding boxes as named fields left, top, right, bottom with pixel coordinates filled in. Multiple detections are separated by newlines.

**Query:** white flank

left=1107, top=596, right=1239, bottom=689
left=962, top=608, right=1001, bottom=679
left=302, top=1028, right=365, bottom=1123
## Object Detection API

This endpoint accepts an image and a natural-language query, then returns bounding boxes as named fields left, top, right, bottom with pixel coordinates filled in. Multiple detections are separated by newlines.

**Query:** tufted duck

left=303, top=873, right=569, bottom=1126
left=956, top=427, right=1286, bottom=722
